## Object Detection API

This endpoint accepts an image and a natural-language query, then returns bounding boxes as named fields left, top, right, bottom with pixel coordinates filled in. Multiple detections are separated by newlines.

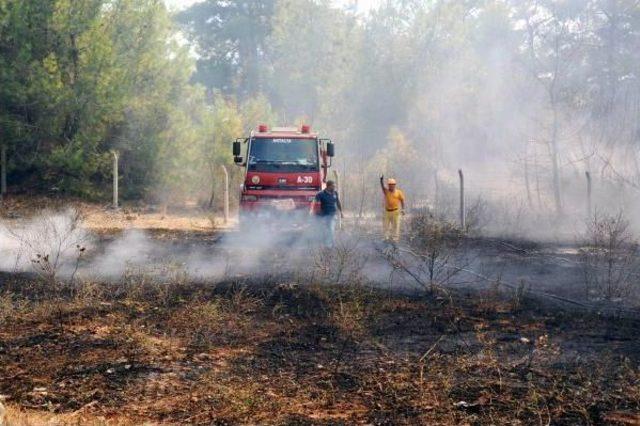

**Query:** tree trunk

left=112, top=151, right=119, bottom=209
left=221, top=165, right=229, bottom=224
left=550, top=105, right=562, bottom=215
left=208, top=188, right=215, bottom=210
left=533, top=142, right=542, bottom=209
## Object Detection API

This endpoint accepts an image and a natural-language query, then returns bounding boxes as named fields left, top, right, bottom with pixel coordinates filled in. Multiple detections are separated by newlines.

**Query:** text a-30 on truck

left=232, top=124, right=335, bottom=230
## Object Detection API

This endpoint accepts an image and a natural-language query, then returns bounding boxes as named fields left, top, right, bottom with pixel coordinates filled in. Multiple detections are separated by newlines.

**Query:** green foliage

left=258, top=1, right=640, bottom=190
left=0, top=0, right=206, bottom=198
left=158, top=92, right=276, bottom=207
left=177, top=0, right=276, bottom=98
left=3, top=0, right=640, bottom=207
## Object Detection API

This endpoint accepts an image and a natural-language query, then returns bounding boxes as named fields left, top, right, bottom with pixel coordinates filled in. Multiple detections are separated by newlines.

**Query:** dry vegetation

left=579, top=212, right=640, bottom=302
left=0, top=196, right=224, bottom=237
left=1, top=270, right=639, bottom=425
left=1, top=200, right=640, bottom=424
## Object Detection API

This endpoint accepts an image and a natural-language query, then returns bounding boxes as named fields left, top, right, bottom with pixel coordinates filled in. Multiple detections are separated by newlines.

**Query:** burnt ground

left=1, top=198, right=640, bottom=424
left=86, top=226, right=640, bottom=317
left=1, top=268, right=640, bottom=425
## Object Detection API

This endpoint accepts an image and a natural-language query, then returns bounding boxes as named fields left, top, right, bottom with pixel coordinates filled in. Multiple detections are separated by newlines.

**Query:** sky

left=164, top=0, right=380, bottom=12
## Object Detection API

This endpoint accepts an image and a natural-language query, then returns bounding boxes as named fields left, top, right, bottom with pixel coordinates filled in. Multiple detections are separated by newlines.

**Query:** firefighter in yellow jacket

left=380, top=175, right=405, bottom=242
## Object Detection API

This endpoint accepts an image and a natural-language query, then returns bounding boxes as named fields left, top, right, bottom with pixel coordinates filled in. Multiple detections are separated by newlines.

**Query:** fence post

left=221, top=165, right=229, bottom=224
left=458, top=169, right=465, bottom=231
left=333, top=169, right=341, bottom=202
left=585, top=171, right=592, bottom=220
left=111, top=150, right=119, bottom=209
left=333, top=169, right=342, bottom=229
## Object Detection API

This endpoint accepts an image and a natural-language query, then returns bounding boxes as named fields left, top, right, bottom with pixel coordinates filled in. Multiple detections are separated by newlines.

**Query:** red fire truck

left=232, top=124, right=335, bottom=226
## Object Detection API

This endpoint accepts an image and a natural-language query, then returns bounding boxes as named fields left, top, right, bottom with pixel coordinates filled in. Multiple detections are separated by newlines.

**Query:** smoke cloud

left=0, top=210, right=379, bottom=284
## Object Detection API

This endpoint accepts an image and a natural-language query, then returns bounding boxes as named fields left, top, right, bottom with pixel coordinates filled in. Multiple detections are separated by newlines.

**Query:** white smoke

left=0, top=210, right=93, bottom=276
left=0, top=210, right=361, bottom=283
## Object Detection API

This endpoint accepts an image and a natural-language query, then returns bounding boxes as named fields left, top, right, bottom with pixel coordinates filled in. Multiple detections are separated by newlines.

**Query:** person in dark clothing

left=312, top=180, right=344, bottom=247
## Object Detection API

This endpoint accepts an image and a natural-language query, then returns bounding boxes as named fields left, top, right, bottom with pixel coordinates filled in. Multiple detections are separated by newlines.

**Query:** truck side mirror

left=234, top=156, right=243, bottom=164
left=327, top=142, right=335, bottom=157
left=233, top=141, right=241, bottom=156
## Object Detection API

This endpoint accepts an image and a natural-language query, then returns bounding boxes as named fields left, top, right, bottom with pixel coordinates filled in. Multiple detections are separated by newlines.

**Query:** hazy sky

left=164, top=0, right=379, bottom=12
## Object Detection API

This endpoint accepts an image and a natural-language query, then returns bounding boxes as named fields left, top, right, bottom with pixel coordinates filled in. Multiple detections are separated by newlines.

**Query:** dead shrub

left=405, top=209, right=465, bottom=293
left=312, top=234, right=368, bottom=286
left=476, top=280, right=505, bottom=314
left=510, top=279, right=530, bottom=313
left=185, top=300, right=225, bottom=335
left=72, top=280, right=106, bottom=308
left=177, top=297, right=244, bottom=350
left=118, top=262, right=190, bottom=306
left=329, top=285, right=368, bottom=336
left=0, top=292, right=18, bottom=325
left=228, top=285, right=263, bottom=314
left=1, top=209, right=89, bottom=285
left=167, top=285, right=263, bottom=350
left=579, top=211, right=640, bottom=302
left=464, top=196, right=489, bottom=236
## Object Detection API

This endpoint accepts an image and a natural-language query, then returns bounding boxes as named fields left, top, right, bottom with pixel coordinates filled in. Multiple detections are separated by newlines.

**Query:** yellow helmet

left=387, top=178, right=397, bottom=185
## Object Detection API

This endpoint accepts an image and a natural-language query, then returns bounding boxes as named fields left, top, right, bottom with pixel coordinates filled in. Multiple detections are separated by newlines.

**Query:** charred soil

left=1, top=273, right=639, bottom=425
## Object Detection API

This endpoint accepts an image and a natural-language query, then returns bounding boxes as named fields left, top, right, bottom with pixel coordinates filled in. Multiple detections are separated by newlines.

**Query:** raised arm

left=379, top=175, right=387, bottom=193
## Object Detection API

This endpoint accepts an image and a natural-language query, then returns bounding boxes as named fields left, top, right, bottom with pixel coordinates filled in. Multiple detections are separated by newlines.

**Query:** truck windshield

left=248, top=138, right=319, bottom=172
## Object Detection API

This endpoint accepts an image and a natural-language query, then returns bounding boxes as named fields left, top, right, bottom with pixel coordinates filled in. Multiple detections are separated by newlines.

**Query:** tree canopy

left=1, top=0, right=639, bottom=211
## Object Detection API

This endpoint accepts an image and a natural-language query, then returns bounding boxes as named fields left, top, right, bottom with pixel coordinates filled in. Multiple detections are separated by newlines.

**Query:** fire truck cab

left=232, top=124, right=335, bottom=226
